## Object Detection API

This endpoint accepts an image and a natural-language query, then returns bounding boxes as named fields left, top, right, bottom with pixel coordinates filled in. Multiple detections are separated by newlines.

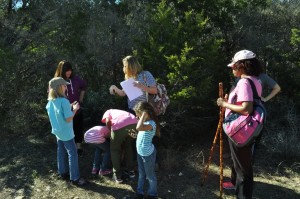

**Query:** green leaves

left=291, top=28, right=300, bottom=46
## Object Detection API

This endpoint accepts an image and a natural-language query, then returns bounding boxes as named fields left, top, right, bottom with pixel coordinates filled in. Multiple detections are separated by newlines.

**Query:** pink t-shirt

left=101, top=109, right=138, bottom=131
left=84, top=126, right=110, bottom=144
left=225, top=77, right=262, bottom=117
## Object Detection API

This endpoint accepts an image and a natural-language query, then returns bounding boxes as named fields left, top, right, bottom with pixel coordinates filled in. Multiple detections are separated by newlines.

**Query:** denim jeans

left=137, top=148, right=157, bottom=197
left=57, top=138, right=80, bottom=181
left=91, top=140, right=111, bottom=171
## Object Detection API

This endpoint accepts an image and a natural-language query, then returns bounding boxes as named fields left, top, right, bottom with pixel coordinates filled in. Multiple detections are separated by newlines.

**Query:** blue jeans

left=137, top=148, right=157, bottom=197
left=91, top=140, right=112, bottom=171
left=57, top=138, right=80, bottom=181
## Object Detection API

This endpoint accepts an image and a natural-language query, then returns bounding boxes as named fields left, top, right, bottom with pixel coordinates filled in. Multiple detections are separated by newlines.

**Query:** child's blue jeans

left=57, top=138, right=80, bottom=181
left=91, top=140, right=111, bottom=171
left=137, top=148, right=158, bottom=197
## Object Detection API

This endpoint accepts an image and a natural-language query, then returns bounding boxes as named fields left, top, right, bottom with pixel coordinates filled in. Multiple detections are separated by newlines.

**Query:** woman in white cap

left=216, top=50, right=263, bottom=199
left=46, top=77, right=87, bottom=186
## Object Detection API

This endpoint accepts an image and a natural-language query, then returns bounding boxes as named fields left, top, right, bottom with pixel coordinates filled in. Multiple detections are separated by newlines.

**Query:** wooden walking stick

left=201, top=82, right=225, bottom=199
left=219, top=83, right=224, bottom=198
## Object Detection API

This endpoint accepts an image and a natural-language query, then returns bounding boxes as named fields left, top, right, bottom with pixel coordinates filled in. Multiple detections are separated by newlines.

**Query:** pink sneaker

left=92, top=168, right=99, bottom=175
left=222, top=181, right=236, bottom=190
left=99, top=169, right=112, bottom=176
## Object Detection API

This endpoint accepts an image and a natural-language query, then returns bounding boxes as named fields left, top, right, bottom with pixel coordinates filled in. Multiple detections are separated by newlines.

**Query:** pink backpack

left=84, top=126, right=110, bottom=144
left=223, top=78, right=266, bottom=147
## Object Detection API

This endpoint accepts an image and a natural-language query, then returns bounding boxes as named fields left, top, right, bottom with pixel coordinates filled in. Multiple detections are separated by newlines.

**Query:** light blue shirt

left=136, top=120, right=156, bottom=156
left=46, top=97, right=74, bottom=141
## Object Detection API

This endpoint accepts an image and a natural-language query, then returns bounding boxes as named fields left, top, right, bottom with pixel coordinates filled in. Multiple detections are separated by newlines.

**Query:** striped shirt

left=128, top=71, right=156, bottom=110
left=136, top=120, right=156, bottom=156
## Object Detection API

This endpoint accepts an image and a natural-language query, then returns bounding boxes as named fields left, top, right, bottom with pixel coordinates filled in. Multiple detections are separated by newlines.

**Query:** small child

left=133, top=101, right=160, bottom=199
left=91, top=140, right=112, bottom=176
left=84, top=126, right=112, bottom=176
left=46, top=77, right=87, bottom=186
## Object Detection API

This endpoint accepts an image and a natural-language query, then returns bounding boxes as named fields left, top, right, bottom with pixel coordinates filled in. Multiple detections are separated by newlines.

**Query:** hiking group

left=46, top=56, right=164, bottom=199
left=46, top=51, right=280, bottom=199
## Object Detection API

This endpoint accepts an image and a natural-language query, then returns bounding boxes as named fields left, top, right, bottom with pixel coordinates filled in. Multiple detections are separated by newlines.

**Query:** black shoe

left=71, top=177, right=88, bottom=186
left=145, top=196, right=158, bottom=199
left=77, top=149, right=83, bottom=157
left=123, top=170, right=135, bottom=178
left=57, top=173, right=69, bottom=181
left=134, top=194, right=144, bottom=199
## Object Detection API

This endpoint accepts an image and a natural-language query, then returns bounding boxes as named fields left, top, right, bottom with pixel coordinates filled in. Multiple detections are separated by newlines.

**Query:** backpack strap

left=245, top=78, right=267, bottom=123
left=142, top=71, right=148, bottom=86
left=142, top=71, right=149, bottom=102
left=245, top=78, right=260, bottom=101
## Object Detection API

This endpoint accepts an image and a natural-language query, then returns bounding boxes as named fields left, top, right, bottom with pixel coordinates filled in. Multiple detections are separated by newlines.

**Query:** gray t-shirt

left=258, top=73, right=277, bottom=90
left=233, top=73, right=277, bottom=94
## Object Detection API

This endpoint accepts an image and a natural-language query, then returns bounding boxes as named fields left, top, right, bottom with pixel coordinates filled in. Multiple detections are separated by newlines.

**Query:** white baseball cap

left=227, top=50, right=256, bottom=67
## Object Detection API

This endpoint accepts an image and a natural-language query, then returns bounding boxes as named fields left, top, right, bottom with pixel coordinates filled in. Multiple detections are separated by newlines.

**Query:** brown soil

left=0, top=134, right=299, bottom=199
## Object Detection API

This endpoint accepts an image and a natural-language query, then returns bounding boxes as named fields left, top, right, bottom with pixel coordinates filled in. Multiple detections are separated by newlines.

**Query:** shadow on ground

left=0, top=134, right=299, bottom=199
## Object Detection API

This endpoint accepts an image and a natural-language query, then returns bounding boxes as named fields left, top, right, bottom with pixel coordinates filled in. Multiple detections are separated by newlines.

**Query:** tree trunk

left=7, top=0, right=13, bottom=15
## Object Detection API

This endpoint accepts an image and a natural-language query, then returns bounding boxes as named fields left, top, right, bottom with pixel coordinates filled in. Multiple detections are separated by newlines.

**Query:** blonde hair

left=54, top=61, right=65, bottom=78
left=133, top=101, right=160, bottom=137
left=122, top=55, right=143, bottom=80
left=47, top=85, right=66, bottom=100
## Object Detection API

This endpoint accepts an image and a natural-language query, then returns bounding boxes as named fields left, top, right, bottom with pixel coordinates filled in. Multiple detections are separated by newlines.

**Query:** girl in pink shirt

left=101, top=109, right=138, bottom=183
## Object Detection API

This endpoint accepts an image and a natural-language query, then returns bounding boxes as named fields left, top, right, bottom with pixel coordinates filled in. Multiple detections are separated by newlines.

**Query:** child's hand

left=72, top=101, right=80, bottom=111
left=140, top=112, right=148, bottom=121
left=71, top=101, right=78, bottom=105
left=128, top=129, right=138, bottom=138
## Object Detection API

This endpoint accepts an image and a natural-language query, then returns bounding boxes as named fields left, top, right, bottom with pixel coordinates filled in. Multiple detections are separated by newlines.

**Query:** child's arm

left=136, top=112, right=152, bottom=131
left=105, top=117, right=112, bottom=130
left=66, top=102, right=80, bottom=122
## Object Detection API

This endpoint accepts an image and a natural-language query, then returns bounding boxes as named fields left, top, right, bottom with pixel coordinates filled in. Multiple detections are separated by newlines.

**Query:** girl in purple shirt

left=54, top=61, right=87, bottom=155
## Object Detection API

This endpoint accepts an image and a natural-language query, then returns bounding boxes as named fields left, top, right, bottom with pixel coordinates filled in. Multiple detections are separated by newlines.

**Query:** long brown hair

left=54, top=61, right=74, bottom=79
left=133, top=101, right=160, bottom=137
